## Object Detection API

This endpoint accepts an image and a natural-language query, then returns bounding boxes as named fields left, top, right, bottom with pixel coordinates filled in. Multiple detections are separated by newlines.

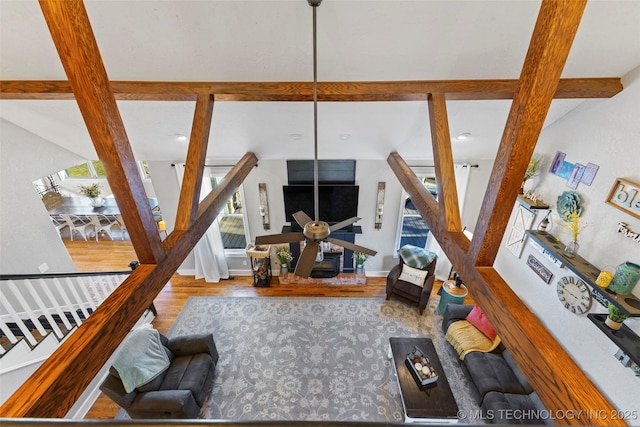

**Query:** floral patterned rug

left=156, top=296, right=481, bottom=423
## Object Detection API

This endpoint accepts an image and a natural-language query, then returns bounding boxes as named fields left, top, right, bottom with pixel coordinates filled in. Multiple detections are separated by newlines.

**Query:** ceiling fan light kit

left=255, top=0, right=376, bottom=278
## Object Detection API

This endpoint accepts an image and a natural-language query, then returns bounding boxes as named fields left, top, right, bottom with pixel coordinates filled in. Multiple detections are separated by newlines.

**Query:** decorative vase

left=608, top=262, right=640, bottom=296
left=280, top=263, right=288, bottom=275
left=563, top=240, right=579, bottom=258
left=605, top=316, right=623, bottom=331
left=356, top=264, right=364, bottom=274
left=89, top=196, right=104, bottom=207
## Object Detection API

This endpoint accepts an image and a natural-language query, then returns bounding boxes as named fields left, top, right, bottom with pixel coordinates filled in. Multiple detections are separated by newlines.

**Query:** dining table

left=48, top=196, right=160, bottom=217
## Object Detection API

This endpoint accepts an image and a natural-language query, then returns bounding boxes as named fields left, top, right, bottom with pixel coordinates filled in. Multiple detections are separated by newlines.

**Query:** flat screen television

left=283, top=185, right=359, bottom=225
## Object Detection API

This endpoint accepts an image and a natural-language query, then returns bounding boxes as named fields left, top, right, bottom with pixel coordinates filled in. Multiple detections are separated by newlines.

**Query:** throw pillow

left=398, top=244, right=437, bottom=269
left=398, top=264, right=428, bottom=287
left=466, top=304, right=497, bottom=341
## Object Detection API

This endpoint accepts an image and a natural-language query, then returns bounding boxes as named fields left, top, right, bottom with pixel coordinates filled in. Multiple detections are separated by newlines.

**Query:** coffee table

left=389, top=337, right=459, bottom=423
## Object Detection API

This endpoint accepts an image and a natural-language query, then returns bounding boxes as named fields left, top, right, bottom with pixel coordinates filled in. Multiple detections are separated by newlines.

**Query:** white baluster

left=65, top=277, right=91, bottom=319
left=6, top=280, right=48, bottom=336
left=0, top=284, right=38, bottom=346
left=51, top=278, right=82, bottom=327
left=24, top=279, right=64, bottom=339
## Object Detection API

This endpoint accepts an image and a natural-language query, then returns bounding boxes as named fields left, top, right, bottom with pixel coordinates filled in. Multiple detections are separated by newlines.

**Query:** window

left=395, top=176, right=438, bottom=251
left=210, top=175, right=249, bottom=251
left=64, top=160, right=150, bottom=179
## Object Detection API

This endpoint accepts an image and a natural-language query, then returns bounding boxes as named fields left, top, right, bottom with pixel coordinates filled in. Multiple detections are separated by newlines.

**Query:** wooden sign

left=606, top=178, right=640, bottom=220
left=527, top=254, right=553, bottom=284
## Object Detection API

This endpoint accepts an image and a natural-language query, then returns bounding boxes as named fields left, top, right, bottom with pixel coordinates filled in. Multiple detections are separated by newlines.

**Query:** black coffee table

left=389, top=337, right=459, bottom=423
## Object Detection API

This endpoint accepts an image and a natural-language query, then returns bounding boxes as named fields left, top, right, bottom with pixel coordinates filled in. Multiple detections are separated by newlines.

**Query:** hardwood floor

left=62, top=237, right=453, bottom=419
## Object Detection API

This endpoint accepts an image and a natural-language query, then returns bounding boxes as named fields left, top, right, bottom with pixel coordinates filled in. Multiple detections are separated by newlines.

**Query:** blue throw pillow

left=398, top=244, right=437, bottom=269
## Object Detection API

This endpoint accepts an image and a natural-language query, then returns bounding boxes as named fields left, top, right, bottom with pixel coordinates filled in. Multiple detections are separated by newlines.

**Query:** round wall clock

left=556, top=275, right=592, bottom=314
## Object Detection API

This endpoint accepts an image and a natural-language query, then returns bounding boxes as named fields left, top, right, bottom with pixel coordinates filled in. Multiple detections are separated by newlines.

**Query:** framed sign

left=506, top=205, right=535, bottom=258
left=606, top=178, right=640, bottom=220
left=527, top=254, right=553, bottom=284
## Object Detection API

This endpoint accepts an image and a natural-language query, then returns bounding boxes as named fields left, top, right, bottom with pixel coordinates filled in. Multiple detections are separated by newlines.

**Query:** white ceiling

left=1, top=0, right=639, bottom=163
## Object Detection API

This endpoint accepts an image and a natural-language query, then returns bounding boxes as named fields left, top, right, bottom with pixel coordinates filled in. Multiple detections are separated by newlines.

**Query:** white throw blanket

left=112, top=323, right=170, bottom=393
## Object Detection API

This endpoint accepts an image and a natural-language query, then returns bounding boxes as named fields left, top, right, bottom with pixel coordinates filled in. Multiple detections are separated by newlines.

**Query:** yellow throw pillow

left=398, top=264, right=428, bottom=287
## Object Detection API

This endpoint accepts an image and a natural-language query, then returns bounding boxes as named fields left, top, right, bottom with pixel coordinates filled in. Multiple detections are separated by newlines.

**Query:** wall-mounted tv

left=283, top=185, right=359, bottom=225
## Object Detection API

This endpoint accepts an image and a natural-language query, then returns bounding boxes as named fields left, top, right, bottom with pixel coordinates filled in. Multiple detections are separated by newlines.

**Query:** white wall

left=147, top=157, right=492, bottom=278
left=495, top=65, right=640, bottom=413
left=0, top=119, right=80, bottom=274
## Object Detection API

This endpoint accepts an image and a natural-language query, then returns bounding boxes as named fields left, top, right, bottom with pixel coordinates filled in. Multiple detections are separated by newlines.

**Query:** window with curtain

left=210, top=176, right=248, bottom=250
left=396, top=176, right=438, bottom=251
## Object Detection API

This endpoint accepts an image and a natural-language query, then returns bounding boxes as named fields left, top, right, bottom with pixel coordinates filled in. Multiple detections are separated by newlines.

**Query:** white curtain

left=428, top=163, right=472, bottom=281
left=175, top=164, right=229, bottom=282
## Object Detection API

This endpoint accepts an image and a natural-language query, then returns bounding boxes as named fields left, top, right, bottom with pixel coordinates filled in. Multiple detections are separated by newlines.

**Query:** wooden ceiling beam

left=175, top=94, right=215, bottom=229
left=469, top=0, right=590, bottom=266
left=38, top=0, right=164, bottom=263
left=0, top=78, right=622, bottom=101
left=428, top=93, right=461, bottom=231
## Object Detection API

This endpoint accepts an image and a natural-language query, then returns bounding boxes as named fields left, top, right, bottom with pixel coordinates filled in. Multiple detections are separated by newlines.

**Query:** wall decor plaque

left=527, top=254, right=553, bottom=284
left=607, top=178, right=640, bottom=220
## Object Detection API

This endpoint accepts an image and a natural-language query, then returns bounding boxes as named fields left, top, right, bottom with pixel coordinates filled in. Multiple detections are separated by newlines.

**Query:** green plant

left=607, top=302, right=629, bottom=323
left=78, top=183, right=102, bottom=198
left=524, top=154, right=543, bottom=181
left=275, top=246, right=293, bottom=265
left=354, top=251, right=369, bottom=265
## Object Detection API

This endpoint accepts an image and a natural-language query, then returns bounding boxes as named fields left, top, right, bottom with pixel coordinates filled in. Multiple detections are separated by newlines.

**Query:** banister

left=0, top=270, right=132, bottom=281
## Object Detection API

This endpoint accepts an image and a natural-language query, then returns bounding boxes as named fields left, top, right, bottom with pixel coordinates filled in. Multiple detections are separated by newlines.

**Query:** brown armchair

left=100, top=333, right=218, bottom=419
left=386, top=256, right=437, bottom=315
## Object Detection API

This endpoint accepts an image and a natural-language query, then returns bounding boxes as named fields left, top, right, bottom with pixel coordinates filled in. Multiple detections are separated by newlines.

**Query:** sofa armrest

left=100, top=373, right=136, bottom=409
left=167, top=333, right=219, bottom=364
left=442, top=303, right=474, bottom=332
left=130, top=389, right=199, bottom=418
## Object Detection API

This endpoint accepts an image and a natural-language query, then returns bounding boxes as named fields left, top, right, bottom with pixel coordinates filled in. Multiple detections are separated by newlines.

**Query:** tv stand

left=282, top=225, right=362, bottom=273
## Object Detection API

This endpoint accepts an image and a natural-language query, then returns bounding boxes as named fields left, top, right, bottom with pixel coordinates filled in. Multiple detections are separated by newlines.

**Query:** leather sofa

left=100, top=333, right=218, bottom=419
left=386, top=256, right=437, bottom=315
left=442, top=304, right=551, bottom=425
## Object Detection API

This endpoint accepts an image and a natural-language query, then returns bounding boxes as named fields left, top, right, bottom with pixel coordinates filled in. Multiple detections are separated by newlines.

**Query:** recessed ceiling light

left=290, top=133, right=302, bottom=140
left=175, top=134, right=188, bottom=142
left=456, top=133, right=472, bottom=141
left=339, top=134, right=351, bottom=140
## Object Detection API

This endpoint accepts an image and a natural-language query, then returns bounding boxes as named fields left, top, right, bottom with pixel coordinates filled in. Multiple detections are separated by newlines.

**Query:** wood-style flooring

left=62, top=237, right=457, bottom=419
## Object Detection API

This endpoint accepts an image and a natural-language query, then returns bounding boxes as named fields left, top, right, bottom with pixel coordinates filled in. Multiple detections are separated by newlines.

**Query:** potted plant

left=79, top=183, right=104, bottom=207
left=605, top=302, right=628, bottom=330
left=276, top=246, right=293, bottom=274
left=354, top=251, right=369, bottom=274
left=522, top=153, right=543, bottom=193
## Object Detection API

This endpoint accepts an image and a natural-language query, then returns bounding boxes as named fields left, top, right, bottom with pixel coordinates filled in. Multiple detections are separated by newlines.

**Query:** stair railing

left=0, top=270, right=131, bottom=356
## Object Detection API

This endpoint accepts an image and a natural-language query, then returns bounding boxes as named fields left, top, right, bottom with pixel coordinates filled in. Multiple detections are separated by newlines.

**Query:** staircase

left=0, top=270, right=139, bottom=410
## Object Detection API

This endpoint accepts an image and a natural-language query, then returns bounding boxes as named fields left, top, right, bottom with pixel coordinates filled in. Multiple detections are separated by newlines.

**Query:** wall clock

left=556, top=276, right=592, bottom=314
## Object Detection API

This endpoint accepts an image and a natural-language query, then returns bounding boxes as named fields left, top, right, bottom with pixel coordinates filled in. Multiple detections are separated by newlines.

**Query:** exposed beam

left=469, top=0, right=589, bottom=266
left=387, top=152, right=617, bottom=425
left=175, top=94, right=215, bottom=229
left=0, top=78, right=622, bottom=101
left=38, top=0, right=164, bottom=263
left=428, top=93, right=461, bottom=231
left=0, top=153, right=258, bottom=418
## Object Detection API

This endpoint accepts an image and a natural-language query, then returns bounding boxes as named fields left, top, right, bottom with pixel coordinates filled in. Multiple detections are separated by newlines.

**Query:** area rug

left=160, top=296, right=482, bottom=423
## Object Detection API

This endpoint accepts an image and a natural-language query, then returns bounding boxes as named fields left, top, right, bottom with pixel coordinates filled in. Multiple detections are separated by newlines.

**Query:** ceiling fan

left=255, top=0, right=377, bottom=278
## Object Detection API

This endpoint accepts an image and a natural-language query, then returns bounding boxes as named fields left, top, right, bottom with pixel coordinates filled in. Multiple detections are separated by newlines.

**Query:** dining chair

left=50, top=215, right=68, bottom=237
left=61, top=214, right=93, bottom=241
left=115, top=214, right=128, bottom=240
left=88, top=214, right=121, bottom=241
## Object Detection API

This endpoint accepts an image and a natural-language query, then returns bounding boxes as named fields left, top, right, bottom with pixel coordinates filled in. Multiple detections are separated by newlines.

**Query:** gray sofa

left=442, top=304, right=551, bottom=425
left=100, top=333, right=218, bottom=419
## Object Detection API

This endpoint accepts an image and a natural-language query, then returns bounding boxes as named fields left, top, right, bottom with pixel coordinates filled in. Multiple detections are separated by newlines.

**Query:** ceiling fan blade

left=329, top=216, right=361, bottom=232
left=294, top=241, right=319, bottom=278
left=326, top=237, right=377, bottom=256
left=293, top=210, right=313, bottom=229
left=255, top=232, right=305, bottom=245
